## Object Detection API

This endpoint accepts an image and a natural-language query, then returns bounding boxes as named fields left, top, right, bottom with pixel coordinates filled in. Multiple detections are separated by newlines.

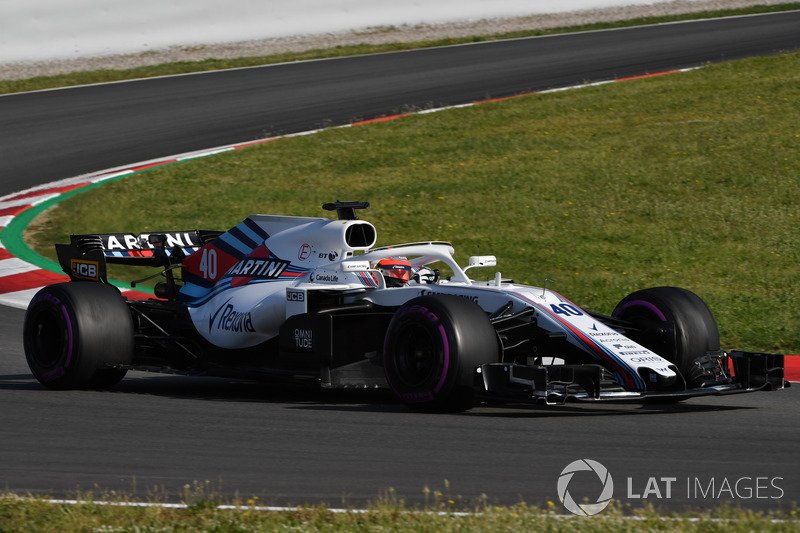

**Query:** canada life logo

left=557, top=459, right=614, bottom=516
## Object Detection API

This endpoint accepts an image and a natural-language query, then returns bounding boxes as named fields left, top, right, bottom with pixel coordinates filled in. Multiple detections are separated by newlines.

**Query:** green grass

left=25, top=51, right=800, bottom=354
left=0, top=490, right=798, bottom=532
left=2, top=3, right=799, bottom=94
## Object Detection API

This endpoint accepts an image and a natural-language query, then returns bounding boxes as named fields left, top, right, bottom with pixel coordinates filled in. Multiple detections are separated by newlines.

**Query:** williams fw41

left=23, top=202, right=785, bottom=411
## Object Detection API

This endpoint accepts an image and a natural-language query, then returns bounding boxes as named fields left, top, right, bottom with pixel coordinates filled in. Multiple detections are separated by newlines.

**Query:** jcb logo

left=286, top=290, right=305, bottom=302
left=70, top=260, right=99, bottom=281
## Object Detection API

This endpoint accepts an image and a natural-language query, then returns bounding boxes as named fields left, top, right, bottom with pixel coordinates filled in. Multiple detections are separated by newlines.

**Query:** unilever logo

left=557, top=459, right=614, bottom=516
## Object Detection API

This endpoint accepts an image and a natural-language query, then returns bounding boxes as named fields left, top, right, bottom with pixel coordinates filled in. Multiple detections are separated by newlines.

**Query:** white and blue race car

left=23, top=201, right=785, bottom=411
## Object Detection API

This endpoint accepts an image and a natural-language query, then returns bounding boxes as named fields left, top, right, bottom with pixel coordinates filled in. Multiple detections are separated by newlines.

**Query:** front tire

left=23, top=282, right=134, bottom=390
left=383, top=295, right=499, bottom=412
left=612, top=286, right=719, bottom=376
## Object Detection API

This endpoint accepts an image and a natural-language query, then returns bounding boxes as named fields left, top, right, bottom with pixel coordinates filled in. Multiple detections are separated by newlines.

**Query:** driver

left=377, top=257, right=414, bottom=287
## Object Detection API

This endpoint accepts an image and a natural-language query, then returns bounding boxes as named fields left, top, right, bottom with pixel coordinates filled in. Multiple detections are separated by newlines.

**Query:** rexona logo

left=209, top=299, right=255, bottom=333
left=70, top=259, right=100, bottom=281
left=557, top=459, right=614, bottom=516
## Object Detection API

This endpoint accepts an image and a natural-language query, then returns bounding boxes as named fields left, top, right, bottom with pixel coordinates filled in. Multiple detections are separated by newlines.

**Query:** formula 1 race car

left=23, top=201, right=785, bottom=411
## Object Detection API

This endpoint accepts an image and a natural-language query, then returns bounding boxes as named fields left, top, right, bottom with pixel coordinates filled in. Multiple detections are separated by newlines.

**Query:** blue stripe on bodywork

left=242, top=217, right=271, bottom=242
left=513, top=292, right=646, bottom=391
left=217, top=230, right=253, bottom=256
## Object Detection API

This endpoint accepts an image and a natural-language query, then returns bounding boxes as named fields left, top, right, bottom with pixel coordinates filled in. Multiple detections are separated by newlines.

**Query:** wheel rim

left=393, top=322, right=441, bottom=388
left=27, top=306, right=70, bottom=369
left=614, top=294, right=689, bottom=372
left=616, top=299, right=667, bottom=323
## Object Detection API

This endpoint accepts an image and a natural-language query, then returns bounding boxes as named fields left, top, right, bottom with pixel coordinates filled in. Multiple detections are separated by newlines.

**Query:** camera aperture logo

left=558, top=459, right=786, bottom=516
left=557, top=459, right=614, bottom=516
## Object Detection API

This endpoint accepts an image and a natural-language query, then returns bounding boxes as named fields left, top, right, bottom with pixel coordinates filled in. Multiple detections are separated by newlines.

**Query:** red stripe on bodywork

left=181, top=242, right=237, bottom=285
left=124, top=249, right=156, bottom=257
left=513, top=291, right=638, bottom=389
left=121, top=289, right=158, bottom=300
left=555, top=312, right=638, bottom=389
left=540, top=291, right=640, bottom=389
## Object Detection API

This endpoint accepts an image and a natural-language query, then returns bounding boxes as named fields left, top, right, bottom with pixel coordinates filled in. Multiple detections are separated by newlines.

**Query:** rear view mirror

left=464, top=255, right=497, bottom=272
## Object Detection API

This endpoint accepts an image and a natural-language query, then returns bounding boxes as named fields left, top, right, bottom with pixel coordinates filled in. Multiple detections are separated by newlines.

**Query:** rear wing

left=55, top=230, right=220, bottom=282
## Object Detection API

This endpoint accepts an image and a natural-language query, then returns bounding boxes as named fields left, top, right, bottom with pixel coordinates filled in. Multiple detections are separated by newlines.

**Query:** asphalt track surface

left=1, top=12, right=799, bottom=510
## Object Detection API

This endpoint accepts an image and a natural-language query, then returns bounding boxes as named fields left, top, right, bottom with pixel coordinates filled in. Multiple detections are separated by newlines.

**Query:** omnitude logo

left=557, top=459, right=614, bottom=516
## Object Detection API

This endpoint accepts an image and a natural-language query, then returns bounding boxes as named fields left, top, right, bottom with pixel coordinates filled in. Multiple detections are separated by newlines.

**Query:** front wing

left=476, top=351, right=785, bottom=405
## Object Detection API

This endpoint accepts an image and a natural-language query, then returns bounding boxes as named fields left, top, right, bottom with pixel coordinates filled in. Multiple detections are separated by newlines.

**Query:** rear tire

left=23, top=282, right=134, bottom=390
left=383, top=295, right=499, bottom=412
left=612, top=286, right=719, bottom=376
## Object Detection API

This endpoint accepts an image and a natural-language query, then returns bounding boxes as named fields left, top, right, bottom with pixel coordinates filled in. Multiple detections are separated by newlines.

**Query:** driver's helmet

left=412, top=266, right=437, bottom=284
left=377, top=257, right=413, bottom=287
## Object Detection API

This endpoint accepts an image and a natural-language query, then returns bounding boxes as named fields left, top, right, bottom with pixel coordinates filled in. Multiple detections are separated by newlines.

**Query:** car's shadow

left=116, top=372, right=406, bottom=411
left=0, top=371, right=407, bottom=412
left=0, top=371, right=754, bottom=417
left=462, top=398, right=752, bottom=418
left=0, top=373, right=47, bottom=390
